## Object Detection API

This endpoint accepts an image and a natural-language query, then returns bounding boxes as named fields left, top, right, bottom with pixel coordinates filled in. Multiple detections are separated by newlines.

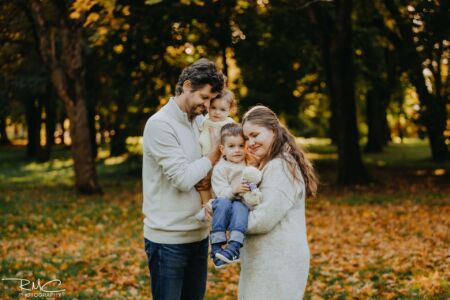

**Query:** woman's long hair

left=242, top=105, right=318, bottom=197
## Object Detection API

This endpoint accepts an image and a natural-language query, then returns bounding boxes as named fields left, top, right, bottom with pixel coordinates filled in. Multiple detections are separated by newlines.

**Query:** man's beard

left=188, top=105, right=206, bottom=120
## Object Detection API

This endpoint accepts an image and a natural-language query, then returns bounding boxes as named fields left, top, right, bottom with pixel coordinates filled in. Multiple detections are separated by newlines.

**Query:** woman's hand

left=246, top=152, right=261, bottom=167
left=232, top=182, right=250, bottom=195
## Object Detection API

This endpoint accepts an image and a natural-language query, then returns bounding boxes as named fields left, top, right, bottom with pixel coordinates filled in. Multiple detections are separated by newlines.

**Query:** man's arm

left=144, top=120, right=212, bottom=192
left=196, top=128, right=222, bottom=191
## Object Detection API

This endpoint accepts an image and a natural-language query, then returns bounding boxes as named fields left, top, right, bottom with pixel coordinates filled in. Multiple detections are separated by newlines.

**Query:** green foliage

left=0, top=0, right=447, bottom=159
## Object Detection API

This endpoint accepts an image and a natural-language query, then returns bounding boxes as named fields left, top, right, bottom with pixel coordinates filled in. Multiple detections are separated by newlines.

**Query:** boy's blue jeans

left=144, top=237, right=208, bottom=300
left=210, top=197, right=249, bottom=245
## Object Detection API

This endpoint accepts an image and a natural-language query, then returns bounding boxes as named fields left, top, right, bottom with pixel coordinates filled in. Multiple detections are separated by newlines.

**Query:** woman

left=239, top=105, right=318, bottom=300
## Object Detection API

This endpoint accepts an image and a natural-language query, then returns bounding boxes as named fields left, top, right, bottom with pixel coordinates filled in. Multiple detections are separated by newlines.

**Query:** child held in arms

left=208, top=123, right=262, bottom=269
left=196, top=89, right=236, bottom=221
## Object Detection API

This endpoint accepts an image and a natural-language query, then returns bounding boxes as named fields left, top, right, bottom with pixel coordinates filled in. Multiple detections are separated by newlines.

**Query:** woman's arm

left=247, top=159, right=301, bottom=234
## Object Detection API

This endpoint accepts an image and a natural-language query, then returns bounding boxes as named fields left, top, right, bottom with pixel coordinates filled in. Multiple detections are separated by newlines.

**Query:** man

left=142, top=58, right=224, bottom=300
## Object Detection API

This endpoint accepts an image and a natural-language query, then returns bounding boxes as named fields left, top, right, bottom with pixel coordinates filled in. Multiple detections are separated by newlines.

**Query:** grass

left=0, top=140, right=449, bottom=299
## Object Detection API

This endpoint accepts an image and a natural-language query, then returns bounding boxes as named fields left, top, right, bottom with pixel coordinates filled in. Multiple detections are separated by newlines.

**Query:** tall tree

left=40, top=81, right=57, bottom=161
left=24, top=0, right=101, bottom=193
left=374, top=0, right=449, bottom=161
left=234, top=0, right=310, bottom=130
left=309, top=0, right=369, bottom=184
left=0, top=84, right=11, bottom=146
left=355, top=40, right=396, bottom=152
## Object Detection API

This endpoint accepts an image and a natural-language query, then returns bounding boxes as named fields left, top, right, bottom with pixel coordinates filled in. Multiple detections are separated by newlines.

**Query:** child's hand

left=232, top=182, right=250, bottom=195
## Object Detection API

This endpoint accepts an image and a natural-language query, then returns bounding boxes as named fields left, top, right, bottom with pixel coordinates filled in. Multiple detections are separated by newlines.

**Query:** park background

left=0, top=0, right=449, bottom=299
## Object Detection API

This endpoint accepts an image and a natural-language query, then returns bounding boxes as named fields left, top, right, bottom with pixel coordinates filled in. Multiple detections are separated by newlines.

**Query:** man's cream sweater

left=142, top=98, right=212, bottom=244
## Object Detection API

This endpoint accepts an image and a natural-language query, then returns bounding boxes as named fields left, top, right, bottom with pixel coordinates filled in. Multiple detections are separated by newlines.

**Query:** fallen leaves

left=1, top=186, right=449, bottom=299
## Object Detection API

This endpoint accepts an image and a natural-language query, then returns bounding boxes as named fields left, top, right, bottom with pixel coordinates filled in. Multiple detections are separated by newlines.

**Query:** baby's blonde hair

left=211, top=89, right=237, bottom=115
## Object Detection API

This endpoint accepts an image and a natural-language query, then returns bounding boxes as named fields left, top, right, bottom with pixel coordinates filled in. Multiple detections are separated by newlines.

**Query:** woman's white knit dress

left=238, top=157, right=310, bottom=300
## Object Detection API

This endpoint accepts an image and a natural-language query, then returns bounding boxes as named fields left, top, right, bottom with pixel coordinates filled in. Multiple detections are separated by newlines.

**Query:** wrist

left=208, top=153, right=220, bottom=165
left=208, top=155, right=217, bottom=166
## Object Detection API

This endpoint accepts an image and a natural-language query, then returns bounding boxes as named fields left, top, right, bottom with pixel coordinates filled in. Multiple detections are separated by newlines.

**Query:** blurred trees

left=0, top=0, right=448, bottom=189
left=372, top=0, right=449, bottom=162
left=308, top=0, right=369, bottom=184
left=24, top=0, right=102, bottom=193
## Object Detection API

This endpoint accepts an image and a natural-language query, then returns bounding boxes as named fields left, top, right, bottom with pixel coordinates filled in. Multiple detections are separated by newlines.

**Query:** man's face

left=185, top=84, right=218, bottom=120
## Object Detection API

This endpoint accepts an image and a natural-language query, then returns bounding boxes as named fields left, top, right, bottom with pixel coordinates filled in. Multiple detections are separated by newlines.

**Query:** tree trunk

left=310, top=0, right=368, bottom=184
left=364, top=79, right=392, bottom=152
left=329, top=0, right=368, bottom=184
left=57, top=114, right=67, bottom=146
left=0, top=115, right=10, bottom=145
left=68, top=94, right=101, bottom=194
left=407, top=65, right=449, bottom=161
left=110, top=82, right=129, bottom=157
left=25, top=97, right=40, bottom=157
left=364, top=88, right=384, bottom=153
left=423, top=95, right=448, bottom=161
left=87, top=98, right=98, bottom=159
left=37, top=83, right=56, bottom=161
left=380, top=90, right=391, bottom=147
left=44, top=84, right=56, bottom=151
left=406, top=55, right=449, bottom=161
left=27, top=0, right=101, bottom=194
left=110, top=108, right=128, bottom=157
left=110, top=99, right=127, bottom=157
left=361, top=43, right=394, bottom=152
left=307, top=6, right=338, bottom=145
left=379, top=0, right=449, bottom=161
left=110, top=126, right=127, bottom=156
left=217, top=0, right=233, bottom=80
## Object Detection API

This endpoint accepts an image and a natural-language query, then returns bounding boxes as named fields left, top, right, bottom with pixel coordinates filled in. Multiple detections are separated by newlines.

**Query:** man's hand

left=207, top=127, right=222, bottom=166
left=195, top=171, right=212, bottom=191
left=232, top=182, right=250, bottom=195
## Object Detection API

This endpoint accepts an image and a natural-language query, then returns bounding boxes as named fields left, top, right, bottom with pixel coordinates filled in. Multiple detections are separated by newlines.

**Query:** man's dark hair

left=175, top=58, right=225, bottom=96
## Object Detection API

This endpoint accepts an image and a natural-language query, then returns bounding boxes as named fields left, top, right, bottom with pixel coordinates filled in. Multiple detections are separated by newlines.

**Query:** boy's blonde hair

left=220, top=123, right=243, bottom=145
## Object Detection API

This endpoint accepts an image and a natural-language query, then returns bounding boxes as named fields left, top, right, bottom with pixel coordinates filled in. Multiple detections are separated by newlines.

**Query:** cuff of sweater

left=201, top=156, right=213, bottom=171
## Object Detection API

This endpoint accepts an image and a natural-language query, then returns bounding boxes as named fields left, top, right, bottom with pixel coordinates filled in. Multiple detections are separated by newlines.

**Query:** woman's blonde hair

left=242, top=105, right=318, bottom=197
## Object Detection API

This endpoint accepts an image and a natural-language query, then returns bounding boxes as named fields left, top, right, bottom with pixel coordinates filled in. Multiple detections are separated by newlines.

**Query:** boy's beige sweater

left=211, top=158, right=246, bottom=199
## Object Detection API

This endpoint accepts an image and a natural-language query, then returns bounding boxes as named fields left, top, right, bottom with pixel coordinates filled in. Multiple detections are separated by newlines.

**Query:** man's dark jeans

left=144, top=237, right=208, bottom=300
